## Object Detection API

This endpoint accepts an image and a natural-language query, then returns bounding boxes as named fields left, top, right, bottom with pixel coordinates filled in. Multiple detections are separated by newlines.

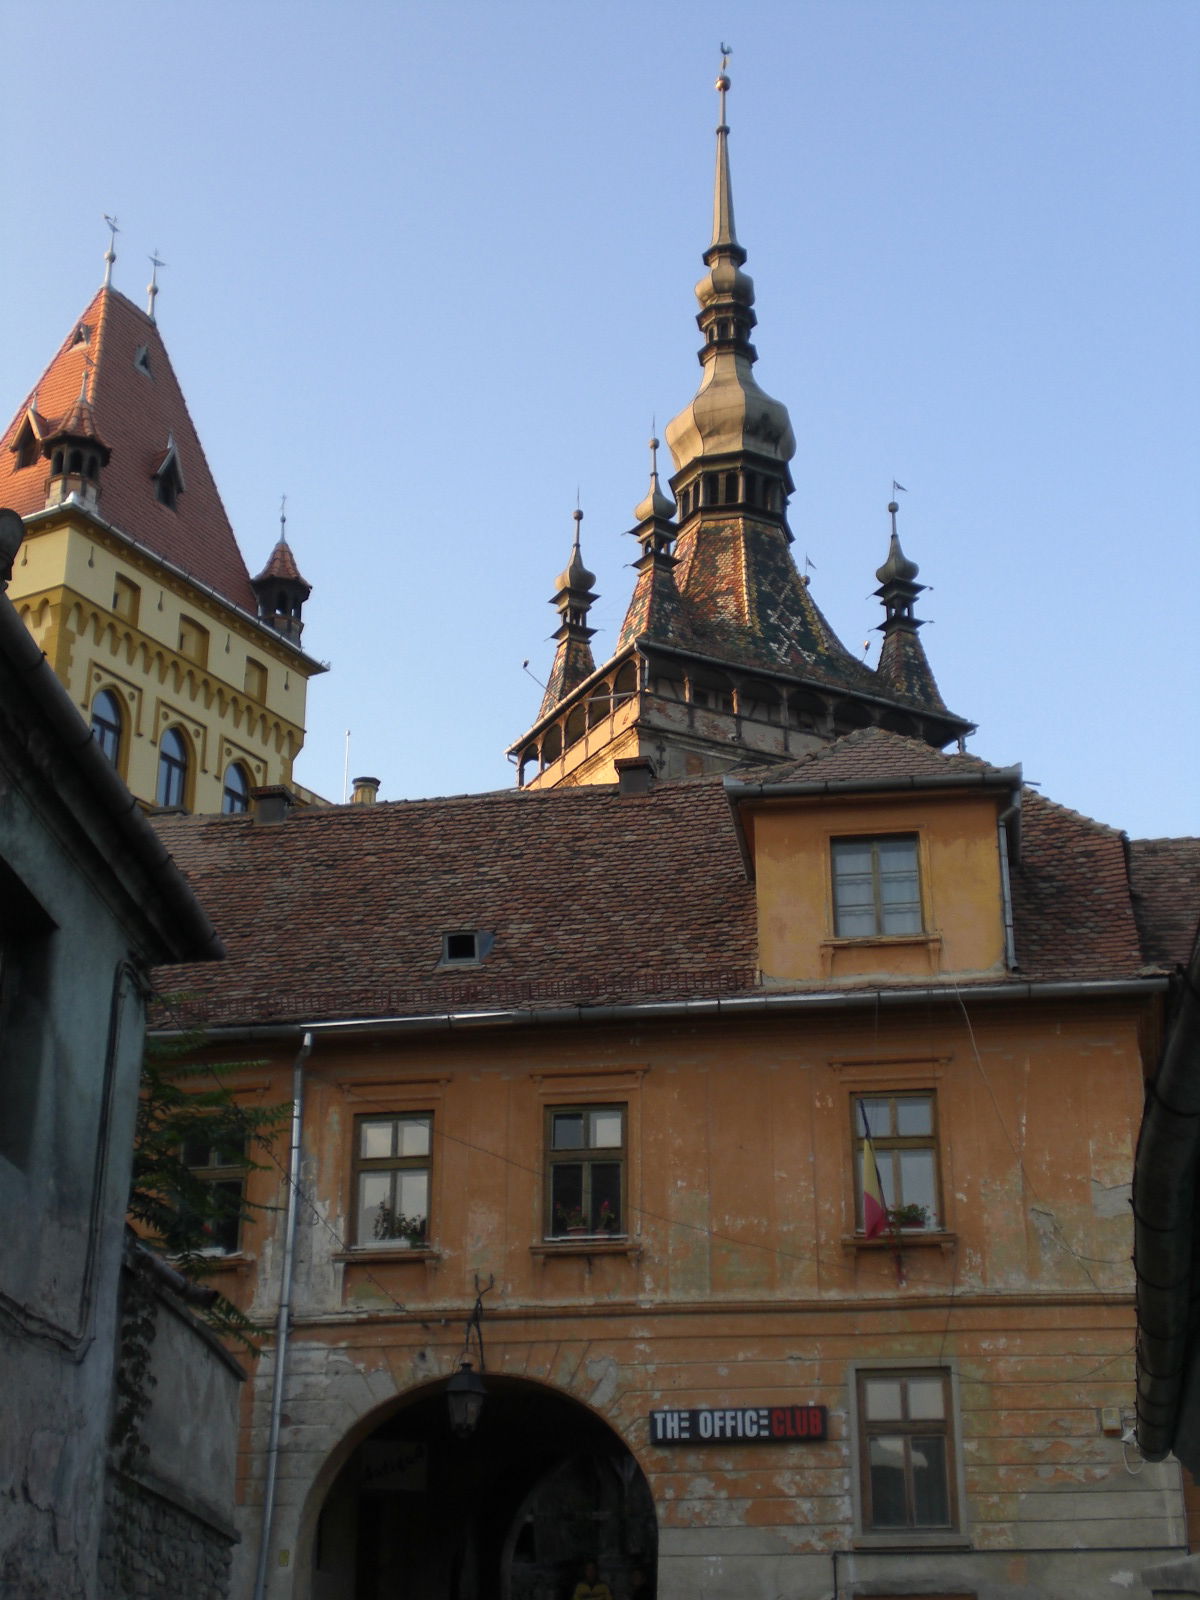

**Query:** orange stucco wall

left=201, top=992, right=1178, bottom=1595
left=746, top=791, right=1009, bottom=984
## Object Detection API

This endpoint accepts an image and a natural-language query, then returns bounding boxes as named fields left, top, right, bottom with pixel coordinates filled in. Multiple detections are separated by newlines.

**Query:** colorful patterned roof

left=0, top=287, right=257, bottom=612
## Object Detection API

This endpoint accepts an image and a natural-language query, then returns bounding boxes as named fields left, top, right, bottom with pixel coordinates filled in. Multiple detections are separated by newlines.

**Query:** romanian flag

left=861, top=1133, right=888, bottom=1240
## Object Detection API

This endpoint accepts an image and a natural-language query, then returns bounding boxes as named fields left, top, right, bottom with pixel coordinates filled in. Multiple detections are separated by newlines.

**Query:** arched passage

left=304, top=1374, right=656, bottom=1600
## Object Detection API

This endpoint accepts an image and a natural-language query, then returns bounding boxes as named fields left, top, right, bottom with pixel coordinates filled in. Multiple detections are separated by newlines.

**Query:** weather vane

left=720, top=41, right=732, bottom=71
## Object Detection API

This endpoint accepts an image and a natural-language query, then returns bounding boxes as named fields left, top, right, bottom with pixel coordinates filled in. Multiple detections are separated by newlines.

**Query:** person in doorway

left=571, top=1559, right=612, bottom=1600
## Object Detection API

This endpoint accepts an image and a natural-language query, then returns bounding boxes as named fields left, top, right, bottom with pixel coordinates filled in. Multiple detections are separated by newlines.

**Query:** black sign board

left=649, top=1404, right=827, bottom=1445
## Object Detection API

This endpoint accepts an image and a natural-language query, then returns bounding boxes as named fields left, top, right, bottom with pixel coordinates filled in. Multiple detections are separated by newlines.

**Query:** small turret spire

left=102, top=215, right=119, bottom=289
left=279, top=491, right=288, bottom=542
left=873, top=497, right=948, bottom=713
left=146, top=250, right=165, bottom=322
left=633, top=434, right=675, bottom=526
left=538, top=507, right=599, bottom=718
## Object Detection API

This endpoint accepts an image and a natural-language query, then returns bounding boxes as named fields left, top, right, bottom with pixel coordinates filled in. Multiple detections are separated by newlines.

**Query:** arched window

left=156, top=726, right=189, bottom=808
left=90, top=689, right=122, bottom=765
left=222, top=762, right=251, bottom=815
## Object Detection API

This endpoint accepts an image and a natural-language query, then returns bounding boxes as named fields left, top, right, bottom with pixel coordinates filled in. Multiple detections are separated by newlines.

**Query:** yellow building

left=0, top=275, right=324, bottom=813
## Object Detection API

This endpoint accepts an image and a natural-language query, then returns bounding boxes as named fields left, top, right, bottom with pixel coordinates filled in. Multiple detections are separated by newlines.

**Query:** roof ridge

left=1020, top=786, right=1127, bottom=838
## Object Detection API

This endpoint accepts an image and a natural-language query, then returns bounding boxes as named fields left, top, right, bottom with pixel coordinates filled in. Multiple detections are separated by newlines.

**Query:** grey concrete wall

left=99, top=1272, right=244, bottom=1600
left=0, top=761, right=149, bottom=1599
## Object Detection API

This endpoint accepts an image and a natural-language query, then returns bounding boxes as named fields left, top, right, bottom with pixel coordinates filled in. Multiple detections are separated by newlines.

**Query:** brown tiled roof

left=0, top=287, right=257, bottom=611
left=152, top=781, right=758, bottom=1026
left=151, top=748, right=1155, bottom=1028
left=1008, top=793, right=1145, bottom=980
left=730, top=725, right=1015, bottom=787
left=1129, top=837, right=1200, bottom=970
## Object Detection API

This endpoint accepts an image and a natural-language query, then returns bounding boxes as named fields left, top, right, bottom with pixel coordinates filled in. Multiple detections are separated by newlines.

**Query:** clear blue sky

left=4, top=1, right=1197, bottom=837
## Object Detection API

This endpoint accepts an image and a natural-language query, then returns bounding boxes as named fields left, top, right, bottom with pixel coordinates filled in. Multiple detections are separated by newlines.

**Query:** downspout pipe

left=253, top=1030, right=313, bottom=1600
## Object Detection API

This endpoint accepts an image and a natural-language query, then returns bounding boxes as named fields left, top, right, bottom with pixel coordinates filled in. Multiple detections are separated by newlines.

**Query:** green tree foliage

left=129, top=1027, right=288, bottom=1344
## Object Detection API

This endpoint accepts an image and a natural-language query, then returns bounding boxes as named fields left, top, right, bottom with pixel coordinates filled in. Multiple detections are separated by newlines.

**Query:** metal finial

left=572, top=505, right=584, bottom=544
left=648, top=435, right=661, bottom=481
left=280, top=492, right=288, bottom=541
left=889, top=481, right=906, bottom=537
left=146, top=250, right=166, bottom=321
left=102, top=215, right=119, bottom=288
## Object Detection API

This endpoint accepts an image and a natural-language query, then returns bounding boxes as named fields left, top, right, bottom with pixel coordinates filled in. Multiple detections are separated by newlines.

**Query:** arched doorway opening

left=309, top=1375, right=656, bottom=1600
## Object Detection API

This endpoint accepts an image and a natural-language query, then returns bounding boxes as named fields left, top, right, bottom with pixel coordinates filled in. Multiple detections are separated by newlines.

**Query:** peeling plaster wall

left=202, top=1001, right=1180, bottom=1599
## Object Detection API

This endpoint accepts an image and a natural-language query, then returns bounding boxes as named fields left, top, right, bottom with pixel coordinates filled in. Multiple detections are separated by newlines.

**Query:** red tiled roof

left=253, top=537, right=309, bottom=588
left=1129, top=837, right=1200, bottom=970
left=730, top=725, right=1015, bottom=787
left=0, top=287, right=257, bottom=612
left=150, top=751, right=1156, bottom=1029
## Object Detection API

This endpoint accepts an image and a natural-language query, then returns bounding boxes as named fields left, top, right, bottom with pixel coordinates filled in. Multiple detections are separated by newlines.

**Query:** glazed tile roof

left=1129, top=837, right=1200, bottom=969
left=0, top=287, right=257, bottom=612
left=151, top=731, right=1165, bottom=1028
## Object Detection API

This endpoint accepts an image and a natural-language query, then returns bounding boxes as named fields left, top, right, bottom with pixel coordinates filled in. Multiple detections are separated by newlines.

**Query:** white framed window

left=832, top=835, right=922, bottom=937
left=354, top=1113, right=432, bottom=1247
left=854, top=1092, right=940, bottom=1232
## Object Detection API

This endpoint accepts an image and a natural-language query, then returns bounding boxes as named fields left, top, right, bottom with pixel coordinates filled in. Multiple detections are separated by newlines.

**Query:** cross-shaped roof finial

left=146, top=250, right=166, bottom=322
left=102, top=215, right=119, bottom=289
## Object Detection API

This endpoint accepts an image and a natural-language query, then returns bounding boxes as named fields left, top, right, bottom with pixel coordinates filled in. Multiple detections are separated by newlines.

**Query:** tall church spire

left=664, top=65, right=795, bottom=509
left=509, top=69, right=972, bottom=792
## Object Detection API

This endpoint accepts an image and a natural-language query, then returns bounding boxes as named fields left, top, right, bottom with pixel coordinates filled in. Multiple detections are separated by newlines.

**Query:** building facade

left=0, top=275, right=324, bottom=814
left=151, top=729, right=1187, bottom=1599
left=0, top=559, right=221, bottom=1598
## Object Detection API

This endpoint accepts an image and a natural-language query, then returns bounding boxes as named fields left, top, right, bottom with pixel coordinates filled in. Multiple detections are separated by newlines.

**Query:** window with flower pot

left=854, top=1092, right=940, bottom=1233
left=545, top=1105, right=625, bottom=1238
left=180, top=1131, right=247, bottom=1254
left=354, top=1113, right=432, bottom=1248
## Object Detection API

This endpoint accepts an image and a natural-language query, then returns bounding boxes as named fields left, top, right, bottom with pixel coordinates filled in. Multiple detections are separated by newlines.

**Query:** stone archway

left=306, top=1375, right=656, bottom=1600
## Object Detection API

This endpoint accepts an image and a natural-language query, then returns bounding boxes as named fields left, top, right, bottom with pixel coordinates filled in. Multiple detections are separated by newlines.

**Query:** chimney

left=251, top=784, right=298, bottom=824
left=351, top=776, right=381, bottom=806
left=614, top=757, right=654, bottom=797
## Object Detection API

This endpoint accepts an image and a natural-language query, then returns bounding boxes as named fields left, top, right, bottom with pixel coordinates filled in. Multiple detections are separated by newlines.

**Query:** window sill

left=842, top=1231, right=956, bottom=1255
left=531, top=1236, right=641, bottom=1260
left=333, top=1246, right=440, bottom=1264
left=180, top=1251, right=254, bottom=1275
left=852, top=1531, right=970, bottom=1551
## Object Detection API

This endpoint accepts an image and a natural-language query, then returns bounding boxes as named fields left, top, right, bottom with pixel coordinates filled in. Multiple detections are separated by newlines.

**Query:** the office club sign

left=650, top=1403, right=827, bottom=1445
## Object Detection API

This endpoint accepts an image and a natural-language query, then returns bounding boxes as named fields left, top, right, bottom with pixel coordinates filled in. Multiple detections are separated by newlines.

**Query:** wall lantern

left=446, top=1361, right=488, bottom=1438
left=446, top=1272, right=493, bottom=1439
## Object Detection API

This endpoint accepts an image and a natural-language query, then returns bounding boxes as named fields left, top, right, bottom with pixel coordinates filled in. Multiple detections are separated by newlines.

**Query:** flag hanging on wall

left=859, top=1107, right=889, bottom=1240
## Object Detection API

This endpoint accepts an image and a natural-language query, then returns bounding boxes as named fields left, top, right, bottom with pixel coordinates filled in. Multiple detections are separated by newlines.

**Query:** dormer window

left=134, top=345, right=152, bottom=377
left=154, top=435, right=185, bottom=509
left=12, top=421, right=38, bottom=470
left=439, top=930, right=494, bottom=966
left=72, top=323, right=91, bottom=346
left=832, top=835, right=922, bottom=938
